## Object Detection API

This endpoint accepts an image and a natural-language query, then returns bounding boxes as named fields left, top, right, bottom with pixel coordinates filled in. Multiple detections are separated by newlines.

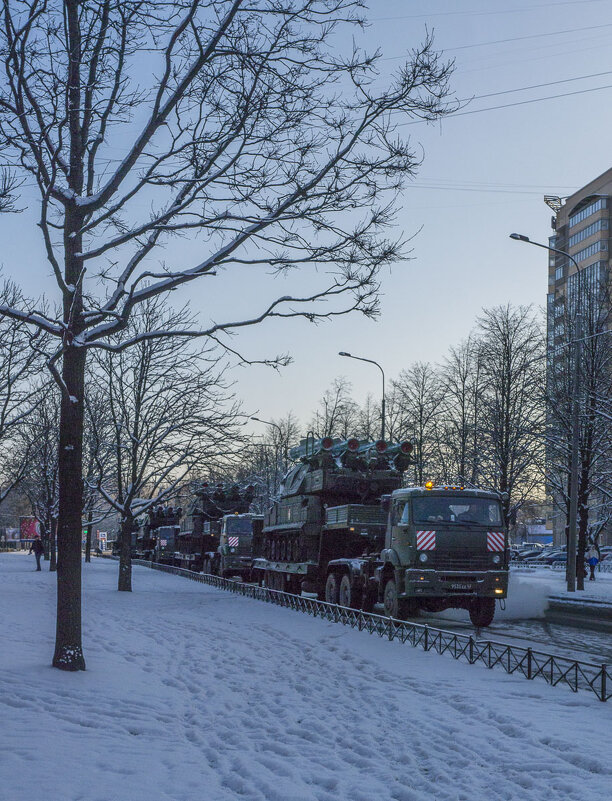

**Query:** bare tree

left=0, top=0, right=455, bottom=669
left=546, top=273, right=612, bottom=589
left=476, top=305, right=545, bottom=521
left=0, top=284, right=47, bottom=505
left=88, top=297, right=244, bottom=592
left=392, top=362, right=444, bottom=486
left=18, top=389, right=60, bottom=570
left=310, top=377, right=359, bottom=438
left=438, top=337, right=485, bottom=486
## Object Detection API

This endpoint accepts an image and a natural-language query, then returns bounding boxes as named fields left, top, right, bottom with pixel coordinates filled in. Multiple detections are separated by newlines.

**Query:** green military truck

left=326, top=485, right=509, bottom=627
left=205, top=513, right=264, bottom=580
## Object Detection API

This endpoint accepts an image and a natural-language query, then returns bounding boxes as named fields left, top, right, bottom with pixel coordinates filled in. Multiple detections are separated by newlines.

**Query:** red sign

left=19, top=517, right=40, bottom=540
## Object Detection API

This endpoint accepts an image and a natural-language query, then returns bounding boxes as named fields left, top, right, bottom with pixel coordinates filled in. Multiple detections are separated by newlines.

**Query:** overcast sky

left=2, top=0, right=611, bottom=435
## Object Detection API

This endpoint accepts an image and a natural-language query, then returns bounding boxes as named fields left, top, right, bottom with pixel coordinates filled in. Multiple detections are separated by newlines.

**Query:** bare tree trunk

left=41, top=521, right=50, bottom=561
left=85, top=509, right=93, bottom=563
left=53, top=345, right=86, bottom=671
left=118, top=516, right=133, bottom=592
left=50, top=517, right=57, bottom=572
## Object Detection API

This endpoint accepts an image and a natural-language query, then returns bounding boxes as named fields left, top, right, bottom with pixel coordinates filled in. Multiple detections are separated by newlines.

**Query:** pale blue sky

left=2, top=0, right=611, bottom=431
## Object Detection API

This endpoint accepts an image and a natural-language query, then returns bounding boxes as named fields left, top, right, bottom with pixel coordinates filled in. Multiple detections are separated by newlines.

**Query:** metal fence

left=131, top=559, right=611, bottom=702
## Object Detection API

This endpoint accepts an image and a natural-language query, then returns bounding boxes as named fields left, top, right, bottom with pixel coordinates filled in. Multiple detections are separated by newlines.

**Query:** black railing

left=130, top=559, right=611, bottom=702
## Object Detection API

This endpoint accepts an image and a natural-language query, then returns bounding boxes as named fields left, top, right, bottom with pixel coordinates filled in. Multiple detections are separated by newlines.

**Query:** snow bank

left=1, top=554, right=611, bottom=801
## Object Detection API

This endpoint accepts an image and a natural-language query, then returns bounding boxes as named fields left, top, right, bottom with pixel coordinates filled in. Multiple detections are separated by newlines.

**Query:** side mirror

left=380, top=494, right=391, bottom=513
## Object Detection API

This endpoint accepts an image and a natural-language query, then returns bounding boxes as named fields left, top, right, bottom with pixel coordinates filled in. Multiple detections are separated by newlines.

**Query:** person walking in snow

left=586, top=543, right=599, bottom=581
left=29, top=535, right=44, bottom=571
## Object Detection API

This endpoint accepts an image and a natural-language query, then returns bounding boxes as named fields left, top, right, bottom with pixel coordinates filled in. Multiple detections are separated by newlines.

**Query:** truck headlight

left=419, top=552, right=428, bottom=563
left=491, top=554, right=501, bottom=564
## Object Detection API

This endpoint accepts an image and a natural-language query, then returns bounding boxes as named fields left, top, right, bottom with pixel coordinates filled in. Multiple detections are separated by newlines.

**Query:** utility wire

left=382, top=23, right=612, bottom=59
left=371, top=1, right=606, bottom=22
left=399, top=82, right=612, bottom=125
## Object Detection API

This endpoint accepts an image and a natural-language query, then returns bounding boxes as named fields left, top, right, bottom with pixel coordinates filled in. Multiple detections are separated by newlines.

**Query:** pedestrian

left=586, top=542, right=599, bottom=581
left=29, top=535, right=44, bottom=571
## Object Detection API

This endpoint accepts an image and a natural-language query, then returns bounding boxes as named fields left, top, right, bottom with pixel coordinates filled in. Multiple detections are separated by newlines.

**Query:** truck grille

left=430, top=554, right=492, bottom=571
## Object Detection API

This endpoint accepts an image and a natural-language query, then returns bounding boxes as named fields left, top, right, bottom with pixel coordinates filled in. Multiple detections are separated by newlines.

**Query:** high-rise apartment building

left=545, top=168, right=612, bottom=546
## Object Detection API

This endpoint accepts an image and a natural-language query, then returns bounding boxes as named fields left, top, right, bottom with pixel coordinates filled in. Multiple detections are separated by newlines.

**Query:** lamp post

left=510, top=233, right=582, bottom=592
left=338, top=351, right=386, bottom=440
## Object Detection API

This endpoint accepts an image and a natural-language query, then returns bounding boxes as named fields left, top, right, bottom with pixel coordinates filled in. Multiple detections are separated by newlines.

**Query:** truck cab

left=215, top=514, right=263, bottom=580
left=327, top=485, right=509, bottom=627
left=154, top=525, right=180, bottom=565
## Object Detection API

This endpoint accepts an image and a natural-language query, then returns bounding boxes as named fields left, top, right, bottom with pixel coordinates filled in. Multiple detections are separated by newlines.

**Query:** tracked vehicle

left=254, top=436, right=411, bottom=596
left=257, top=436, right=509, bottom=627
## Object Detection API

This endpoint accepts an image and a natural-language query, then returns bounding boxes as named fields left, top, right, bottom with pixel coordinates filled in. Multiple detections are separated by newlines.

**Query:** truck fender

left=380, top=548, right=401, bottom=566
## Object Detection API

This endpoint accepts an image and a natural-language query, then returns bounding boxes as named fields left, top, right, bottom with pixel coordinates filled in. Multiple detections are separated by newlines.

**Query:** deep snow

left=1, top=553, right=611, bottom=801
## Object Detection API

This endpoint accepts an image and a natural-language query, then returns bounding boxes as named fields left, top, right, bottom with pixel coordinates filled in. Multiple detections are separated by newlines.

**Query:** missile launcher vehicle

left=254, top=435, right=412, bottom=596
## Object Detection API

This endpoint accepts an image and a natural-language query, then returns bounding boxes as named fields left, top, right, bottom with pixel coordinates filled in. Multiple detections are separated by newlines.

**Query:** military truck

left=149, top=506, right=183, bottom=565
left=253, top=435, right=412, bottom=595
left=175, top=482, right=259, bottom=575
left=326, top=485, right=508, bottom=627
left=255, top=436, right=508, bottom=627
left=204, top=513, right=264, bottom=579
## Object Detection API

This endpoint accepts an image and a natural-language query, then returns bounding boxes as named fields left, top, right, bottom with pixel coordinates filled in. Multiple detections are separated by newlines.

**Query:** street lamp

left=338, top=351, right=386, bottom=440
left=250, top=416, right=282, bottom=435
left=510, top=232, right=582, bottom=592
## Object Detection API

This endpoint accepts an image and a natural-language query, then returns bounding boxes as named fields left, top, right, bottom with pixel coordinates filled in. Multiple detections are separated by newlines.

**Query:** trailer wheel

left=469, top=597, right=495, bottom=628
left=325, top=572, right=339, bottom=604
left=338, top=574, right=361, bottom=609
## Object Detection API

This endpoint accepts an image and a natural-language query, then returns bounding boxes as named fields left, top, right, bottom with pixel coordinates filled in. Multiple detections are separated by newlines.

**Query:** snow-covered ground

left=2, top=553, right=611, bottom=801
left=511, top=564, right=612, bottom=604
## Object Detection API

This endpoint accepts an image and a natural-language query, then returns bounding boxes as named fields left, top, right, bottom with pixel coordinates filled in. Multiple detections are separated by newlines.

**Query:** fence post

left=424, top=625, right=429, bottom=651
left=468, top=636, right=474, bottom=664
left=602, top=665, right=607, bottom=702
left=527, top=648, right=533, bottom=680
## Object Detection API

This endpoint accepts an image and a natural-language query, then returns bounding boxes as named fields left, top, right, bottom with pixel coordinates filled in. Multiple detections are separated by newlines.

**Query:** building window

left=568, top=218, right=609, bottom=248
left=555, top=265, right=564, bottom=281
left=571, top=240, right=608, bottom=264
left=568, top=198, right=607, bottom=228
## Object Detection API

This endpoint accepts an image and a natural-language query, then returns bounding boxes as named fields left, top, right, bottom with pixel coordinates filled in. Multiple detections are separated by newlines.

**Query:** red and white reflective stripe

left=416, top=530, right=436, bottom=550
left=487, top=531, right=505, bottom=552
left=228, top=536, right=240, bottom=547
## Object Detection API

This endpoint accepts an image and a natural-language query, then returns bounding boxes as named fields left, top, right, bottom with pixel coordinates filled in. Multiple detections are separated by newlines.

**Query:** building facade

left=545, top=168, right=612, bottom=546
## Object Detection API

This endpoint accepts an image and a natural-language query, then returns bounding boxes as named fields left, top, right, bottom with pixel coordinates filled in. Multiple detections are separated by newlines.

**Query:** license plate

left=450, top=583, right=472, bottom=590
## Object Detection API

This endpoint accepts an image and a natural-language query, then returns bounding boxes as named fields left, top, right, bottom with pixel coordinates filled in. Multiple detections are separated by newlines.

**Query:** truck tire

left=469, top=597, right=495, bottom=628
left=383, top=579, right=413, bottom=620
left=383, top=578, right=400, bottom=618
left=325, top=572, right=339, bottom=604
left=338, top=574, right=361, bottom=609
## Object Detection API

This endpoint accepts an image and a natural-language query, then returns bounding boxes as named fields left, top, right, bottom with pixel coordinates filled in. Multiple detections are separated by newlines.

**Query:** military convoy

left=114, top=434, right=509, bottom=628
left=255, top=436, right=509, bottom=628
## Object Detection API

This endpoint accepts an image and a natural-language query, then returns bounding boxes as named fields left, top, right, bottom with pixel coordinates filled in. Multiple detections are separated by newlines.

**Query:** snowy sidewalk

left=1, top=553, right=611, bottom=801
left=511, top=564, right=612, bottom=607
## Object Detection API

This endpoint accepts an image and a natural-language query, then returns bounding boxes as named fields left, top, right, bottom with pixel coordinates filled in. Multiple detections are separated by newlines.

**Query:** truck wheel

left=469, top=597, right=495, bottom=628
left=383, top=578, right=400, bottom=618
left=338, top=574, right=361, bottom=609
left=361, top=585, right=376, bottom=613
left=325, top=572, right=339, bottom=604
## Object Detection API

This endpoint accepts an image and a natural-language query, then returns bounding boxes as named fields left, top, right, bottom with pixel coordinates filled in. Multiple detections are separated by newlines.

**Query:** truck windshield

left=225, top=517, right=253, bottom=535
left=412, top=497, right=502, bottom=526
